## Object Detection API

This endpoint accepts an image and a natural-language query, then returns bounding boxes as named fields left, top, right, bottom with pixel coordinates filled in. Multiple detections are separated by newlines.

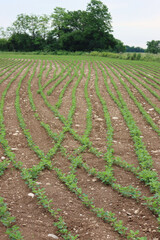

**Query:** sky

left=0, top=0, right=160, bottom=48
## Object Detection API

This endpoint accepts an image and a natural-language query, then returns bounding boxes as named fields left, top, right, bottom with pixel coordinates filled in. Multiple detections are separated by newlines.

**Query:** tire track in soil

left=104, top=63, right=160, bottom=176
left=37, top=170, right=121, bottom=240
left=0, top=168, right=62, bottom=240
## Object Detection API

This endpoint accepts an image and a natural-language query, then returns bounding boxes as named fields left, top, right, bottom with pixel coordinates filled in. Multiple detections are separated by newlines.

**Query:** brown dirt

left=0, top=57, right=160, bottom=240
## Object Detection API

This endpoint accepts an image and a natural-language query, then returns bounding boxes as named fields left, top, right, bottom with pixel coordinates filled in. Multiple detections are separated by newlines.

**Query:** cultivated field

left=0, top=55, right=160, bottom=240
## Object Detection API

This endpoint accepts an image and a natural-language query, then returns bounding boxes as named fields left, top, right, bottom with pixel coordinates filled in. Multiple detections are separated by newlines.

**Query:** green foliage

left=125, top=45, right=145, bottom=53
left=146, top=40, right=160, bottom=54
left=0, top=0, right=125, bottom=52
left=1, top=56, right=159, bottom=239
left=0, top=197, right=24, bottom=239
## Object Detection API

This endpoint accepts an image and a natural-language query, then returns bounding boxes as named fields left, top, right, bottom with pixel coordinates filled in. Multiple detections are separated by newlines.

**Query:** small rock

left=13, top=133, right=18, bottom=136
left=134, top=209, right=139, bottom=214
left=11, top=148, right=18, bottom=151
left=151, top=150, right=160, bottom=153
left=28, top=193, right=34, bottom=198
left=97, top=118, right=103, bottom=121
left=112, top=117, right=118, bottom=120
left=126, top=212, right=131, bottom=216
left=48, top=234, right=59, bottom=239
left=92, top=178, right=97, bottom=182
left=46, top=183, right=51, bottom=186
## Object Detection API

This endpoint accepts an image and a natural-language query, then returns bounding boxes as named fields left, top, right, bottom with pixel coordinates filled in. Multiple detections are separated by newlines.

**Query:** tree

left=38, top=15, right=50, bottom=39
left=50, top=7, right=69, bottom=38
left=86, top=0, right=112, bottom=33
left=146, top=40, right=160, bottom=54
left=49, top=0, right=117, bottom=51
left=0, top=0, right=125, bottom=52
left=0, top=38, right=8, bottom=51
left=12, top=14, right=40, bottom=37
left=8, top=33, right=34, bottom=51
left=114, top=39, right=126, bottom=53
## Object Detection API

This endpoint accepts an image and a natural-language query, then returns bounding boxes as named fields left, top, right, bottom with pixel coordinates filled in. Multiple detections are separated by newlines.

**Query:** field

left=0, top=54, right=160, bottom=240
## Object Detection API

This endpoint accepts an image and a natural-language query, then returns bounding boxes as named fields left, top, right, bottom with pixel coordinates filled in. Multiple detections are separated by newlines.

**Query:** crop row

left=0, top=56, right=159, bottom=239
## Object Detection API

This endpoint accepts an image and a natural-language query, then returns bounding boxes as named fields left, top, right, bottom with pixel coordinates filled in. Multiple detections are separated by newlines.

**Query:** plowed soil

left=0, top=56, right=160, bottom=240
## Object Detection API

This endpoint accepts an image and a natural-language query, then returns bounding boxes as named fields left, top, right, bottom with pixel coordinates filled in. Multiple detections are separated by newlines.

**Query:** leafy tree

left=0, top=0, right=125, bottom=52
left=50, top=7, right=69, bottom=38
left=7, top=33, right=34, bottom=51
left=86, top=0, right=112, bottom=33
left=146, top=40, right=160, bottom=54
left=49, top=0, right=119, bottom=51
left=12, top=14, right=39, bottom=37
left=0, top=27, right=6, bottom=38
left=38, top=15, right=50, bottom=39
left=0, top=38, right=8, bottom=51
left=114, top=39, right=126, bottom=53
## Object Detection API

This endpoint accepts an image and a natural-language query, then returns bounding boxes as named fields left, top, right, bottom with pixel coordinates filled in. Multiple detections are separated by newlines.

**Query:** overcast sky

left=0, top=0, right=160, bottom=48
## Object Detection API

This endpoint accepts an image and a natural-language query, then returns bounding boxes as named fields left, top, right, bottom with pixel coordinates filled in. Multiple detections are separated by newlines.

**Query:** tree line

left=0, top=0, right=159, bottom=54
left=0, top=0, right=126, bottom=52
